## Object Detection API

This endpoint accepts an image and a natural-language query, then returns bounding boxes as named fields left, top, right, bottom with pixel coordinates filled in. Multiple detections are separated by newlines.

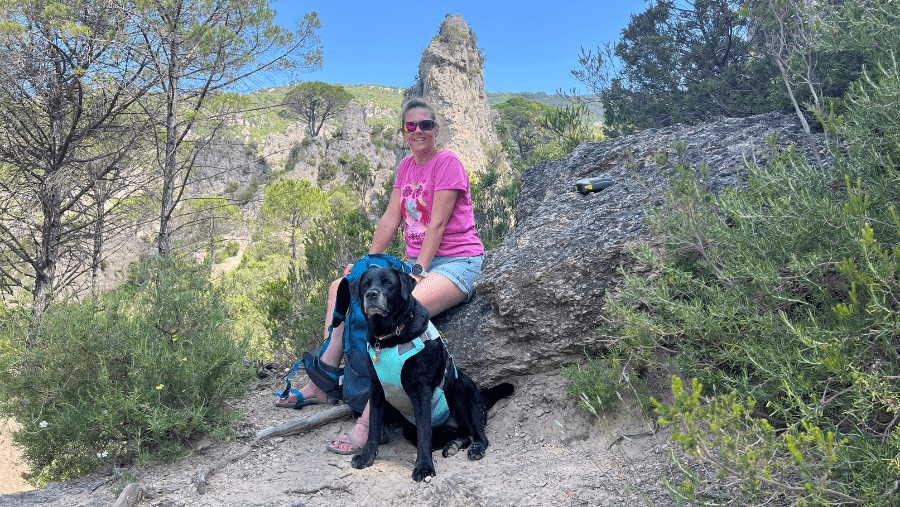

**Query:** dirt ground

left=0, top=364, right=688, bottom=507
left=0, top=420, right=31, bottom=497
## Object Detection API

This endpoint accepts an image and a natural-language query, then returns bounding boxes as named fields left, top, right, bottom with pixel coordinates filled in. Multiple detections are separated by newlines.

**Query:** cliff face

left=402, top=14, right=501, bottom=174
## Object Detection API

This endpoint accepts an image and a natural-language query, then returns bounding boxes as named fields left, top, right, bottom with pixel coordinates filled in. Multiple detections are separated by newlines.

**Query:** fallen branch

left=287, top=474, right=352, bottom=495
left=255, top=404, right=354, bottom=441
left=195, top=445, right=253, bottom=494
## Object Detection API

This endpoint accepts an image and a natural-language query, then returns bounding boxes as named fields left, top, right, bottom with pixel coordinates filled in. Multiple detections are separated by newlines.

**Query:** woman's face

left=402, top=107, right=439, bottom=153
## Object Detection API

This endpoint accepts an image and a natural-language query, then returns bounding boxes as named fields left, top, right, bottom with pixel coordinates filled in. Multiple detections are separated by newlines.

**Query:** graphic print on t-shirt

left=400, top=181, right=430, bottom=249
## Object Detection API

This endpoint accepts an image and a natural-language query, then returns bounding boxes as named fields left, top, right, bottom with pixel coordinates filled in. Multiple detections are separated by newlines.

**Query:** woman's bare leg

left=278, top=278, right=344, bottom=404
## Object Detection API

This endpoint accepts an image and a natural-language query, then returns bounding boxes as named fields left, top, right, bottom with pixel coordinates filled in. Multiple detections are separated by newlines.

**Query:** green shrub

left=236, top=180, right=259, bottom=205
left=655, top=377, right=862, bottom=505
left=561, top=354, right=620, bottom=412
left=318, top=159, right=339, bottom=183
left=217, top=240, right=240, bottom=262
left=0, top=257, right=253, bottom=485
left=470, top=164, right=519, bottom=250
left=284, top=145, right=303, bottom=172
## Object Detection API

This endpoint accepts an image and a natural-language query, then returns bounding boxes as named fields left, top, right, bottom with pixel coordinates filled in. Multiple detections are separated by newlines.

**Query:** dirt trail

left=0, top=367, right=684, bottom=507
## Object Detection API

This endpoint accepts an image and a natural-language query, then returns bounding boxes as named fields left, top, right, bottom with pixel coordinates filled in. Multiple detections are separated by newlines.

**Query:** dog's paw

left=441, top=440, right=460, bottom=457
left=351, top=451, right=375, bottom=469
left=467, top=443, right=486, bottom=460
left=412, top=464, right=436, bottom=482
left=441, top=437, right=471, bottom=458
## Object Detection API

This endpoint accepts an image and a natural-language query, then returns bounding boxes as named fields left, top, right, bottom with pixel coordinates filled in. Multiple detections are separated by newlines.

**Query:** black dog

left=349, top=266, right=514, bottom=482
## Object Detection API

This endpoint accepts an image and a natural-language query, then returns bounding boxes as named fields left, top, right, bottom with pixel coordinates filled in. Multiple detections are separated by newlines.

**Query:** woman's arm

left=369, top=188, right=402, bottom=254
left=413, top=189, right=458, bottom=272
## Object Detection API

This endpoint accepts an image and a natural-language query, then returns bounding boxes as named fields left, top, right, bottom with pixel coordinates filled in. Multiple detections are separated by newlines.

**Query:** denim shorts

left=407, top=254, right=483, bottom=302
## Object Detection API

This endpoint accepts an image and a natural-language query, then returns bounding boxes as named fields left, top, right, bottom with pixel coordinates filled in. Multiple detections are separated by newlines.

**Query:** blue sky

left=270, top=1, right=649, bottom=94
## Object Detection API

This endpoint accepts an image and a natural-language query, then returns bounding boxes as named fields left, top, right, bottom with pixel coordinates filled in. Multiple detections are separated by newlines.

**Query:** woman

left=277, top=98, right=485, bottom=454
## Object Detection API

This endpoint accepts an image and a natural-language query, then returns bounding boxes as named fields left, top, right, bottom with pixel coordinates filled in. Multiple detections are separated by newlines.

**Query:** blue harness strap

left=367, top=321, right=458, bottom=427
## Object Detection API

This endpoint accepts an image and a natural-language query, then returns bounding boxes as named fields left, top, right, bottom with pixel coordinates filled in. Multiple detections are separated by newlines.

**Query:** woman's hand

left=411, top=273, right=425, bottom=285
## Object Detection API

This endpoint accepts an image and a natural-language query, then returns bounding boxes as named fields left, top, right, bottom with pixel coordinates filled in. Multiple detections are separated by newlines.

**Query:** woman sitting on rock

left=276, top=98, right=485, bottom=454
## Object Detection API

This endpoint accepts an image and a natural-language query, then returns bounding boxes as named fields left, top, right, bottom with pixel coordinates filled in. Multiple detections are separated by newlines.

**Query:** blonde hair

left=399, top=98, right=439, bottom=132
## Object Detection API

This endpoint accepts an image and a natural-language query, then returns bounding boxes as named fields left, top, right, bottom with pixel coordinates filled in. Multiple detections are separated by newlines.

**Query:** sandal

left=327, top=418, right=371, bottom=455
left=274, top=384, right=333, bottom=409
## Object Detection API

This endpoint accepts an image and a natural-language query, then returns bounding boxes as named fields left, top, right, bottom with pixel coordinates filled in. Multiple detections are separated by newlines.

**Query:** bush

left=593, top=126, right=899, bottom=502
left=561, top=354, right=621, bottom=412
left=470, top=164, right=519, bottom=250
left=318, top=159, right=339, bottom=183
left=284, top=145, right=303, bottom=172
left=217, top=240, right=240, bottom=262
left=0, top=257, right=253, bottom=484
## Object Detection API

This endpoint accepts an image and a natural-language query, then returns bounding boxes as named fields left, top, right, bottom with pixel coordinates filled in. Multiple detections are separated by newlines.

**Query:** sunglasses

left=402, top=119, right=437, bottom=132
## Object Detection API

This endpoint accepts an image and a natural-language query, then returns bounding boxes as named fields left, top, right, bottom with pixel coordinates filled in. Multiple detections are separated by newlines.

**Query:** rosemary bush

left=0, top=257, right=252, bottom=484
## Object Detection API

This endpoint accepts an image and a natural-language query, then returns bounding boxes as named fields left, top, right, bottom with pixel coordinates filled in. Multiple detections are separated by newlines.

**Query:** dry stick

left=287, top=475, right=352, bottom=496
left=255, top=404, right=355, bottom=441
left=191, top=404, right=355, bottom=495
left=195, top=445, right=252, bottom=494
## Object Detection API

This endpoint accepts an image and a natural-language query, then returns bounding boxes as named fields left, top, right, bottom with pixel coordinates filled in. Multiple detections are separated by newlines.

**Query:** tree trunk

left=34, top=188, right=62, bottom=310
left=92, top=184, right=105, bottom=289
left=158, top=42, right=180, bottom=258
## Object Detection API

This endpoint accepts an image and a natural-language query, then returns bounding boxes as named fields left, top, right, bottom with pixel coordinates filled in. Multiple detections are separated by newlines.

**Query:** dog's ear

left=397, top=267, right=416, bottom=302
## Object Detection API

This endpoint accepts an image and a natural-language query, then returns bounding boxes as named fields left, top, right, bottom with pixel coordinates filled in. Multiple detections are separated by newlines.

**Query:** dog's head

left=353, top=266, right=417, bottom=318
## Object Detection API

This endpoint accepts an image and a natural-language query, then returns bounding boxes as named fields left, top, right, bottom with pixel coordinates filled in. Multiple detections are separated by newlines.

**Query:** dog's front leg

left=407, top=385, right=436, bottom=482
left=351, top=370, right=385, bottom=469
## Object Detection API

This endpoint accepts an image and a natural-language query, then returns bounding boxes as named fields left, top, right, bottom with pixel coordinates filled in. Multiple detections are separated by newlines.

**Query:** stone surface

left=434, top=111, right=828, bottom=385
left=324, top=100, right=399, bottom=201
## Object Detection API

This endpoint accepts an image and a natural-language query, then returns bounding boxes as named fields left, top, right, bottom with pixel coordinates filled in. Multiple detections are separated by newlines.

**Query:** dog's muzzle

left=363, top=290, right=389, bottom=316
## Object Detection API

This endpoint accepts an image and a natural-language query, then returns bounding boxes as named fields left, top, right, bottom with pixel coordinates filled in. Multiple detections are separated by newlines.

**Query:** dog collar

left=372, top=311, right=414, bottom=362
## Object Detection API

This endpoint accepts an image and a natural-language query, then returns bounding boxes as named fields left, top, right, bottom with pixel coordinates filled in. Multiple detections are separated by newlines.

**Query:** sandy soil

left=0, top=420, right=31, bottom=496
left=0, top=364, right=687, bottom=507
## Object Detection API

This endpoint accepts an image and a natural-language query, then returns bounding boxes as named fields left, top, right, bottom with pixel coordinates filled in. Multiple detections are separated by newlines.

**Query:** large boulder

left=434, top=112, right=828, bottom=385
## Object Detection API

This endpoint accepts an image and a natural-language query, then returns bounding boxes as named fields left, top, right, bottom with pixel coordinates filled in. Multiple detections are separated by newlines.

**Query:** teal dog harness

left=367, top=321, right=458, bottom=427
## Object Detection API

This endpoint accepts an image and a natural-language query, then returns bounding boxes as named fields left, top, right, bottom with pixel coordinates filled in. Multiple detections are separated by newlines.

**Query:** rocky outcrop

left=188, top=137, right=270, bottom=200
left=338, top=100, right=371, bottom=141
left=402, top=14, right=501, bottom=174
left=434, top=112, right=828, bottom=385
left=324, top=101, right=400, bottom=200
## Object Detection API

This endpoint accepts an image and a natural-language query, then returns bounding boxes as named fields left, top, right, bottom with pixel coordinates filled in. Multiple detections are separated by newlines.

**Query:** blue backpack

left=274, top=253, right=410, bottom=412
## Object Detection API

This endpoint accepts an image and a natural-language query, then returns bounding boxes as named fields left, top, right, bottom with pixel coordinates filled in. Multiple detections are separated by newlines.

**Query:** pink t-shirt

left=394, top=150, right=484, bottom=258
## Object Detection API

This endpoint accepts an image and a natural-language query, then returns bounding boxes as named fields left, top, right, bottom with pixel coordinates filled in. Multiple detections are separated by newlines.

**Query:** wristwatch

left=411, top=264, right=427, bottom=277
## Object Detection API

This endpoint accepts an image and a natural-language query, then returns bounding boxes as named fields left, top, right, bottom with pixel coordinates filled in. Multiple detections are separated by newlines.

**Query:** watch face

left=412, top=264, right=423, bottom=275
